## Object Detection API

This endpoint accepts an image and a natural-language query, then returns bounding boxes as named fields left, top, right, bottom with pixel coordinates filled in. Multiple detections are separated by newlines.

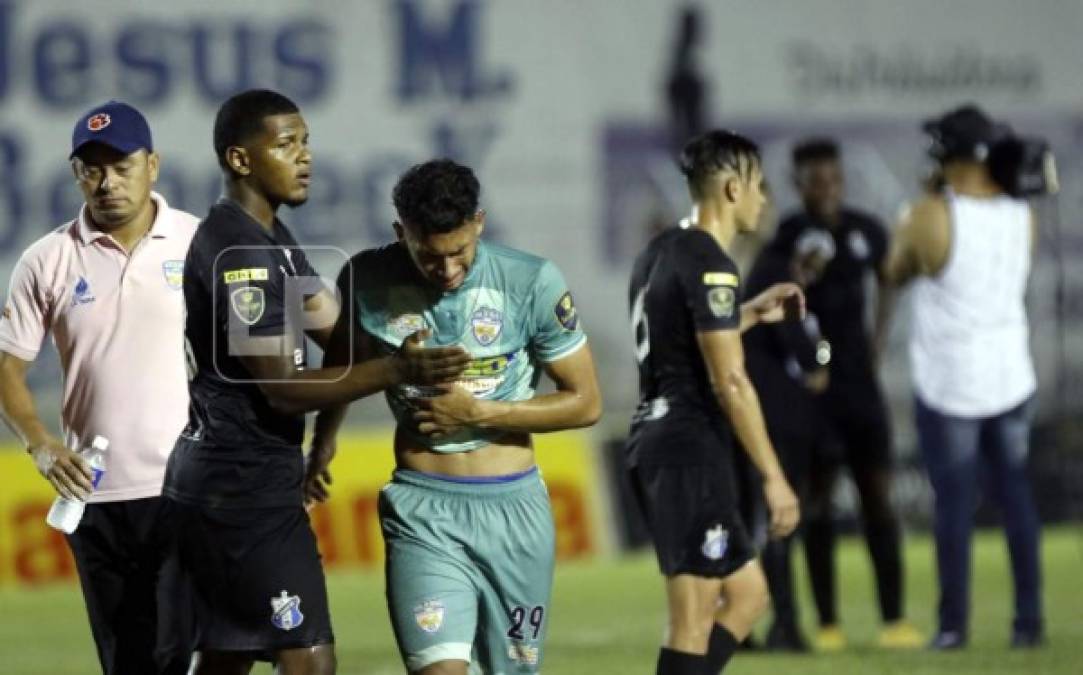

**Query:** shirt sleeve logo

left=230, top=287, right=266, bottom=325
left=707, top=287, right=735, bottom=318
left=414, top=599, right=446, bottom=633
left=554, top=291, right=579, bottom=331
left=222, top=268, right=269, bottom=284
left=162, top=260, right=184, bottom=289
left=471, top=306, right=503, bottom=346
left=702, top=271, right=739, bottom=286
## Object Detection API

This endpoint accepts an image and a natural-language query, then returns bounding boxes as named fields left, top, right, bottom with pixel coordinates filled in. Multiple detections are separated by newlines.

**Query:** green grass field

left=2, top=528, right=1080, bottom=674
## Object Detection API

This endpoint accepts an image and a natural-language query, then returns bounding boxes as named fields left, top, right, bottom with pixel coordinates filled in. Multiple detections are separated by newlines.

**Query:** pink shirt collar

left=74, top=192, right=177, bottom=245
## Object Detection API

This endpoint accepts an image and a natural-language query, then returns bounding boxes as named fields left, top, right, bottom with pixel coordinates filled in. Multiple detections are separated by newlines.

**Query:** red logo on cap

left=87, top=113, right=111, bottom=132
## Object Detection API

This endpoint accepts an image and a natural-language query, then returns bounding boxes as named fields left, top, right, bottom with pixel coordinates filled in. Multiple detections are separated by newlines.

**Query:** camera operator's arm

left=882, top=195, right=951, bottom=288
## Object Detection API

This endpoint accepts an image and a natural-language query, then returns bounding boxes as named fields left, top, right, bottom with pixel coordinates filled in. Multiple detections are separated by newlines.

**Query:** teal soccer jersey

left=345, top=239, right=586, bottom=452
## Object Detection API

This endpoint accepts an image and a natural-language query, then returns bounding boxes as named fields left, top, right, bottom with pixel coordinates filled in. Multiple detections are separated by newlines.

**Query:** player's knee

left=313, top=648, right=337, bottom=675
left=729, top=569, right=770, bottom=624
left=667, top=601, right=716, bottom=648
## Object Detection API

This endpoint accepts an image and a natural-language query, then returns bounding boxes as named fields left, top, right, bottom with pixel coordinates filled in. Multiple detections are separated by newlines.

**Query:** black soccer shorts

left=629, top=462, right=756, bottom=578
left=171, top=500, right=334, bottom=657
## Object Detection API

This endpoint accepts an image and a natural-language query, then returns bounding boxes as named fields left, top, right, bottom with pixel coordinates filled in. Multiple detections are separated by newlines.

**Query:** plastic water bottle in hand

left=45, top=435, right=109, bottom=534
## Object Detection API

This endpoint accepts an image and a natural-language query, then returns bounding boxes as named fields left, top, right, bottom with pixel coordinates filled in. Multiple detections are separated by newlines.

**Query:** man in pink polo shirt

left=0, top=101, right=197, bottom=675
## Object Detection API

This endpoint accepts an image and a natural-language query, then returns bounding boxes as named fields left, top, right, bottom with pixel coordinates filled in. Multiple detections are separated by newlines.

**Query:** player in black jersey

left=774, top=138, right=921, bottom=650
left=739, top=230, right=836, bottom=652
left=163, top=90, right=469, bottom=675
left=626, top=130, right=802, bottom=675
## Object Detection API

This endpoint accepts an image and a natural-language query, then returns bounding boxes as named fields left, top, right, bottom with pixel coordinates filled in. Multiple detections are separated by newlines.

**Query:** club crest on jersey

left=414, top=600, right=445, bottom=633
left=230, top=287, right=265, bottom=325
left=471, top=306, right=503, bottom=346
left=389, top=313, right=426, bottom=339
left=270, top=590, right=304, bottom=631
left=162, top=260, right=184, bottom=289
left=701, top=524, right=729, bottom=561
left=707, top=287, right=735, bottom=318
left=554, top=292, right=579, bottom=331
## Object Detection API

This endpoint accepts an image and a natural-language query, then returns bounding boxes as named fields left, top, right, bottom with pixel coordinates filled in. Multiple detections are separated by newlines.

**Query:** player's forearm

left=309, top=336, right=355, bottom=443
left=312, top=404, right=349, bottom=445
left=262, top=358, right=399, bottom=415
left=0, top=372, right=53, bottom=449
left=0, top=353, right=53, bottom=449
left=738, top=303, right=760, bottom=333
left=471, top=390, right=602, bottom=434
left=715, top=373, right=785, bottom=480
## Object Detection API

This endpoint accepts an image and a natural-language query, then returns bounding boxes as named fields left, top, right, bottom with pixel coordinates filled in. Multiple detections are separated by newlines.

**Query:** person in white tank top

left=882, top=105, right=1043, bottom=650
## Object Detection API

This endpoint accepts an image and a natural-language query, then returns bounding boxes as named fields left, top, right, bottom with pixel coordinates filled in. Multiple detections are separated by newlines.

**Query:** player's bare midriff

left=394, top=426, right=536, bottom=476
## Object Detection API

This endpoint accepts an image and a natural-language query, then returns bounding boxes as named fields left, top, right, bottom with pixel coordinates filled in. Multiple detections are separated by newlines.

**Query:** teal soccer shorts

left=379, top=467, right=555, bottom=673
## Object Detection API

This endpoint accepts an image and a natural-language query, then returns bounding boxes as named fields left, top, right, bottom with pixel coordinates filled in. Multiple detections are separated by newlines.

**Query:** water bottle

left=45, top=435, right=109, bottom=534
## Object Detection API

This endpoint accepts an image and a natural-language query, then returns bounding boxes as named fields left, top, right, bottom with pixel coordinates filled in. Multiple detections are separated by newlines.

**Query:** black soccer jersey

left=774, top=208, right=887, bottom=380
left=626, top=226, right=741, bottom=465
left=164, top=199, right=319, bottom=509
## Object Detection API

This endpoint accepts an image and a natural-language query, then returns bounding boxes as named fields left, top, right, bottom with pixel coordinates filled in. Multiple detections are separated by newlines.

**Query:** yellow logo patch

left=223, top=268, right=269, bottom=284
left=702, top=272, right=739, bottom=286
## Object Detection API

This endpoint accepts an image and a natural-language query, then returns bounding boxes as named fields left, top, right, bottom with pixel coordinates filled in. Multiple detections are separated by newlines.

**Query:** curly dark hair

left=392, top=159, right=481, bottom=235
left=678, top=130, right=761, bottom=200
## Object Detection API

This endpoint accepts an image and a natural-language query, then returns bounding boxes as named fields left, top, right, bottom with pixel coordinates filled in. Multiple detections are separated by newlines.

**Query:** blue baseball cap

left=70, top=100, right=153, bottom=159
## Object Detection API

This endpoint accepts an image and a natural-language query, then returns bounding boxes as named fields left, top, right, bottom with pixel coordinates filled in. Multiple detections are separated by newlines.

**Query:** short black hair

left=678, top=130, right=761, bottom=200
left=392, top=159, right=480, bottom=235
left=792, top=137, right=840, bottom=167
left=213, top=89, right=300, bottom=171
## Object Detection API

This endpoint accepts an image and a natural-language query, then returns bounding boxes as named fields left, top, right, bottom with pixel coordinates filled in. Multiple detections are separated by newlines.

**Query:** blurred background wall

left=1, top=0, right=1080, bottom=584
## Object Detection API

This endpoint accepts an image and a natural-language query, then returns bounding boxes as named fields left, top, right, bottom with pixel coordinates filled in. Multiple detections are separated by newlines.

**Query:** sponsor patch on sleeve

left=707, top=287, right=736, bottom=318
left=223, top=268, right=269, bottom=284
left=702, top=271, right=739, bottom=286
left=230, top=287, right=266, bottom=325
left=554, top=291, right=579, bottom=331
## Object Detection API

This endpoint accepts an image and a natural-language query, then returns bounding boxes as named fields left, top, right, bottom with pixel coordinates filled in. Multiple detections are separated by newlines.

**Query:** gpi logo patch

left=270, top=590, right=304, bottom=631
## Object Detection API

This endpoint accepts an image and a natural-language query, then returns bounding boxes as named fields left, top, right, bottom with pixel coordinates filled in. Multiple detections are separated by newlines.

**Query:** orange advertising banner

left=0, top=430, right=601, bottom=588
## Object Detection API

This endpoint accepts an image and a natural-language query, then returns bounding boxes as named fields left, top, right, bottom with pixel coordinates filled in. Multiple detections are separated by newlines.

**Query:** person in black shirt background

left=739, top=229, right=836, bottom=652
left=164, top=89, right=469, bottom=675
left=626, top=130, right=803, bottom=675
left=772, top=138, right=922, bottom=650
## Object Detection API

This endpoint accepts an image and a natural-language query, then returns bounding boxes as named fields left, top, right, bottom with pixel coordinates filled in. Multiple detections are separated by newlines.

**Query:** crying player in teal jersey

left=314, top=159, right=602, bottom=675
